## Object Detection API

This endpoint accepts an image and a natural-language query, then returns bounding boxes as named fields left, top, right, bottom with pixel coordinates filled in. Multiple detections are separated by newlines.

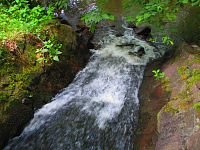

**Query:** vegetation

left=177, top=65, right=200, bottom=111
left=123, top=0, right=199, bottom=25
left=193, top=102, right=200, bottom=110
left=152, top=69, right=165, bottom=80
left=81, top=9, right=115, bottom=32
left=0, top=0, right=53, bottom=40
left=177, top=66, right=200, bottom=88
left=0, top=0, right=62, bottom=105
left=36, top=39, right=62, bottom=64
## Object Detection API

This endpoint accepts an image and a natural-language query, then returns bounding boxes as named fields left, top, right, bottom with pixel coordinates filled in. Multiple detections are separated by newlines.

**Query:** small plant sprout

left=193, top=102, right=200, bottom=111
left=36, top=40, right=62, bottom=64
left=152, top=69, right=165, bottom=80
left=148, top=37, right=157, bottom=43
left=162, top=35, right=174, bottom=45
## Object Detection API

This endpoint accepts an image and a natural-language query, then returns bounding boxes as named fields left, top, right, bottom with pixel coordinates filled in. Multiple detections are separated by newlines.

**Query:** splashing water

left=4, top=30, right=163, bottom=150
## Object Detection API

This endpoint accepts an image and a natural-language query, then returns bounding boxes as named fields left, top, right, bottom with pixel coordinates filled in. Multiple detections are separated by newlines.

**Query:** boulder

left=155, top=43, right=200, bottom=150
left=135, top=26, right=151, bottom=39
left=135, top=43, right=200, bottom=150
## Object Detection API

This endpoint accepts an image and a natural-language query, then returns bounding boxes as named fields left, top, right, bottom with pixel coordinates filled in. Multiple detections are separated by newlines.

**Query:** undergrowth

left=0, top=0, right=53, bottom=41
left=81, top=9, right=115, bottom=32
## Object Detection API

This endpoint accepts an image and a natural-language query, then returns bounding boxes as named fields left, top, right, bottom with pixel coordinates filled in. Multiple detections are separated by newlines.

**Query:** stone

left=0, top=20, right=91, bottom=149
left=134, top=25, right=151, bottom=39
left=59, top=10, right=72, bottom=26
left=127, top=23, right=137, bottom=29
left=135, top=43, right=200, bottom=150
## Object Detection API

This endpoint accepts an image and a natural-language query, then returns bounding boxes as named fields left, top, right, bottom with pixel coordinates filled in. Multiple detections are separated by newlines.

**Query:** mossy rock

left=0, top=19, right=91, bottom=148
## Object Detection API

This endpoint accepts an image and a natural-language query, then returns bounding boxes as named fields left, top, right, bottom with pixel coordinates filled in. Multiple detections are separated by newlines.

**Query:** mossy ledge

left=0, top=21, right=91, bottom=148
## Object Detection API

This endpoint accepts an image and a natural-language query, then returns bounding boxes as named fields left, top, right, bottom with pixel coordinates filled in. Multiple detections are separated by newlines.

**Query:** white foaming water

left=4, top=31, right=163, bottom=150
left=25, top=33, right=159, bottom=131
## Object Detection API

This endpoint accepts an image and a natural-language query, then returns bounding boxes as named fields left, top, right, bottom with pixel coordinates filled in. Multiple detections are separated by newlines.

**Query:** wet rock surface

left=135, top=58, right=171, bottom=150
left=156, top=43, right=200, bottom=150
left=135, top=43, right=200, bottom=150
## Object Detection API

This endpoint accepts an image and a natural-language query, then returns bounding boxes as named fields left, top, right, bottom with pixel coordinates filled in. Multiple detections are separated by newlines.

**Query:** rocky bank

left=137, top=43, right=200, bottom=150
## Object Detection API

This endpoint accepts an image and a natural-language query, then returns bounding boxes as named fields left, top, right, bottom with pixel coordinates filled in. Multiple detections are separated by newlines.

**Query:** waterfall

left=4, top=30, right=162, bottom=150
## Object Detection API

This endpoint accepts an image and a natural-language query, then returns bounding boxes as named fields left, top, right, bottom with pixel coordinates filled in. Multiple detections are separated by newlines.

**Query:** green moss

left=161, top=76, right=171, bottom=92
left=0, top=38, right=42, bottom=111
left=177, top=66, right=191, bottom=80
left=178, top=88, right=193, bottom=101
left=163, top=102, right=179, bottom=114
left=177, top=66, right=200, bottom=88
left=187, top=69, right=200, bottom=88
left=174, top=66, right=200, bottom=111
left=193, top=102, right=200, bottom=110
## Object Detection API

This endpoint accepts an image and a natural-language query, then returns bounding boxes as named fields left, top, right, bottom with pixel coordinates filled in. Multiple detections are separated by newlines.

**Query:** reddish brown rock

left=136, top=43, right=200, bottom=150
left=155, top=43, right=200, bottom=150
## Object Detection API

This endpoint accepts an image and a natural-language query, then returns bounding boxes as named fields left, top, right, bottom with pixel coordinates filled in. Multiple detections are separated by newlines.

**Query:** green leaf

left=55, top=51, right=62, bottom=55
left=36, top=57, right=45, bottom=63
left=193, top=102, right=200, bottom=110
left=53, top=56, right=59, bottom=61
left=41, top=49, right=48, bottom=53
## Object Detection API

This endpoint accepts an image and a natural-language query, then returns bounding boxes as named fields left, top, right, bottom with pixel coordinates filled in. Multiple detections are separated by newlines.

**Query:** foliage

left=177, top=66, right=200, bottom=110
left=177, top=66, right=200, bottom=87
left=36, top=40, right=62, bottom=64
left=187, top=69, right=200, bottom=87
left=152, top=69, right=165, bottom=80
left=162, top=35, right=174, bottom=45
left=55, top=0, right=70, bottom=10
left=148, top=35, right=174, bottom=45
left=134, top=1, right=177, bottom=25
left=123, top=0, right=199, bottom=45
left=125, top=0, right=200, bottom=26
left=193, top=102, right=200, bottom=110
left=81, top=9, right=115, bottom=32
left=0, top=0, right=53, bottom=40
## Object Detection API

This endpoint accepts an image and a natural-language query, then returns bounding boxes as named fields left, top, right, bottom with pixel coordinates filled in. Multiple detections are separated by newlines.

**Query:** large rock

left=135, top=57, right=171, bottom=150
left=0, top=21, right=91, bottom=148
left=135, top=43, right=200, bottom=150
left=156, top=43, right=200, bottom=150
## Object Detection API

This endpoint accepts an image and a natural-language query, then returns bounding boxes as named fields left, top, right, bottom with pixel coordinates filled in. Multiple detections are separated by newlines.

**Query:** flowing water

left=4, top=29, right=163, bottom=150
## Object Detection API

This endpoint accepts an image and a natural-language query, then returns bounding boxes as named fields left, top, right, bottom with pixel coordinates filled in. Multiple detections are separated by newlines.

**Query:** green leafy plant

left=125, top=0, right=199, bottom=26
left=81, top=9, right=115, bottom=32
left=162, top=35, right=174, bottom=45
left=123, top=0, right=199, bottom=46
left=152, top=69, right=165, bottom=80
left=55, top=0, right=70, bottom=10
left=193, top=102, right=200, bottom=110
left=0, top=0, right=53, bottom=40
left=36, top=40, right=62, bottom=64
left=148, top=37, right=157, bottom=43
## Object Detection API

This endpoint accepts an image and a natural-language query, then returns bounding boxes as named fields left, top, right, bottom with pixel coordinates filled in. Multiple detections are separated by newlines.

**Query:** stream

left=4, top=28, right=163, bottom=149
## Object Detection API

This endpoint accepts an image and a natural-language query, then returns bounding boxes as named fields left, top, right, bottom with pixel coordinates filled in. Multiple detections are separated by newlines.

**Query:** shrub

left=0, top=0, right=53, bottom=40
left=81, top=9, right=115, bottom=32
